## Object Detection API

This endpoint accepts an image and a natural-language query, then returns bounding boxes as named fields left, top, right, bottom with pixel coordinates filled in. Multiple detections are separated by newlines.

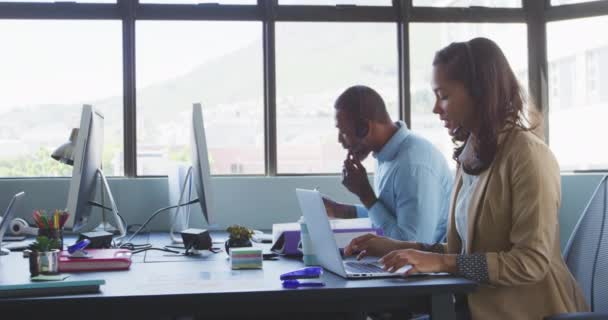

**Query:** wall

left=0, top=173, right=604, bottom=250
left=0, top=176, right=359, bottom=233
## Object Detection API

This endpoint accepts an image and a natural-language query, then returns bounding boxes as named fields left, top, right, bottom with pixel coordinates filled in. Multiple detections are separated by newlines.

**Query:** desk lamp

left=51, top=128, right=78, bottom=165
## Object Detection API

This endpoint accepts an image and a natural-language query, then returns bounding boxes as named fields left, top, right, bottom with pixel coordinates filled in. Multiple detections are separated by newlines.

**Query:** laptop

left=0, top=191, right=25, bottom=256
left=295, top=188, right=411, bottom=279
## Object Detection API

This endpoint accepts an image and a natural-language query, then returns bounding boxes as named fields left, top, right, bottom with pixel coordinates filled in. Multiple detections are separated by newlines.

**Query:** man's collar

left=374, top=121, right=410, bottom=162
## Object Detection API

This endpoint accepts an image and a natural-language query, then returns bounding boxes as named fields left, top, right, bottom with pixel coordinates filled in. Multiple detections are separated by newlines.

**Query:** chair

left=545, top=176, right=608, bottom=320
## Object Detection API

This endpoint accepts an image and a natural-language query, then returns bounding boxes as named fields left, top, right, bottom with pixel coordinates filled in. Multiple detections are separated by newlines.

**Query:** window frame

left=2, top=0, right=608, bottom=177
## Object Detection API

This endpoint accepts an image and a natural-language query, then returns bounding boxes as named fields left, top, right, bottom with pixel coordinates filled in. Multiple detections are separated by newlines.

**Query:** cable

left=131, top=247, right=180, bottom=255
left=120, top=198, right=200, bottom=247
left=88, top=200, right=128, bottom=230
left=119, top=243, right=152, bottom=251
left=127, top=224, right=147, bottom=234
left=89, top=200, right=111, bottom=211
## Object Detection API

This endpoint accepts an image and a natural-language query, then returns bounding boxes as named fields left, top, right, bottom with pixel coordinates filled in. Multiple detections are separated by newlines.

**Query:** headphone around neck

left=464, top=41, right=481, bottom=98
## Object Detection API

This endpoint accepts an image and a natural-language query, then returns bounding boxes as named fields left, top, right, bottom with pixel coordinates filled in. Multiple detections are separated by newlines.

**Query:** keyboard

left=1, top=240, right=33, bottom=251
left=344, top=261, right=386, bottom=274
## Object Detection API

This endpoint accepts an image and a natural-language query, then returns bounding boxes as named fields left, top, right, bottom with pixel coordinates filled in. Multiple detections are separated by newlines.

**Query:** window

left=0, top=20, right=123, bottom=177
left=0, top=0, right=116, bottom=2
left=586, top=51, right=600, bottom=103
left=275, top=22, right=398, bottom=174
left=136, top=21, right=264, bottom=176
left=4, top=1, right=608, bottom=178
left=413, top=0, right=521, bottom=7
left=551, top=0, right=602, bottom=5
left=409, top=23, right=528, bottom=168
left=279, top=0, right=392, bottom=5
left=139, top=1, right=256, bottom=4
left=548, top=15, right=608, bottom=170
left=549, top=61, right=561, bottom=109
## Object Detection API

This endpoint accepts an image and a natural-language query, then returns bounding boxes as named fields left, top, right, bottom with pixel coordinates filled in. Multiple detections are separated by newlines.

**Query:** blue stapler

left=67, top=239, right=91, bottom=258
left=280, top=267, right=323, bottom=280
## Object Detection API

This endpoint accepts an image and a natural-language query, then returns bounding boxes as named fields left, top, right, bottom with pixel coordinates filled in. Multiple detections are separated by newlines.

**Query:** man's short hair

left=334, top=85, right=391, bottom=124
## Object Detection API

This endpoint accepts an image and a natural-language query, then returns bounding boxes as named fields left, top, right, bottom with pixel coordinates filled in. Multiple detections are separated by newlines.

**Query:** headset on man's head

left=353, top=86, right=369, bottom=139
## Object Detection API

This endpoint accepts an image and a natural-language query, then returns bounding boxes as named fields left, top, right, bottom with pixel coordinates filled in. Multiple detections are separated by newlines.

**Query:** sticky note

left=230, top=247, right=262, bottom=270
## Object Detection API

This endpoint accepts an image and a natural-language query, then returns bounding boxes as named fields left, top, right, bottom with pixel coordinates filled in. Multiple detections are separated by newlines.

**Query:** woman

left=345, top=37, right=588, bottom=319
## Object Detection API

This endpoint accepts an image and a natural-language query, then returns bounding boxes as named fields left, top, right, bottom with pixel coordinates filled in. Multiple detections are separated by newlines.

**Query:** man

left=323, top=85, right=452, bottom=243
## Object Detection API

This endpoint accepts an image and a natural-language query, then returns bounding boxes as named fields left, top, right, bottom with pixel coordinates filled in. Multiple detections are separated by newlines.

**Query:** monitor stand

left=91, top=169, right=127, bottom=244
left=169, top=166, right=194, bottom=244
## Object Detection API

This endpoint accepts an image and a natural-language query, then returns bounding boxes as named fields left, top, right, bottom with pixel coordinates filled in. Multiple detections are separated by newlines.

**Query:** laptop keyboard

left=344, top=261, right=386, bottom=274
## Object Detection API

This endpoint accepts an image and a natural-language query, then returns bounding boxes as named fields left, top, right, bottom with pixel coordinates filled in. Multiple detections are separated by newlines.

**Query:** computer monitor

left=0, top=191, right=25, bottom=256
left=190, top=103, right=215, bottom=227
left=64, top=105, right=125, bottom=238
left=165, top=103, right=215, bottom=244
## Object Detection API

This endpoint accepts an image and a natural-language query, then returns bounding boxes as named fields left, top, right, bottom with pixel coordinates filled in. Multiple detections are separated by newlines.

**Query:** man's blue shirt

left=355, top=121, right=453, bottom=243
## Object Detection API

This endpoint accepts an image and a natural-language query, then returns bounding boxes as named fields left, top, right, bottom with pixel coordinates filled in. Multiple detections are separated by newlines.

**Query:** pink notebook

left=58, top=249, right=132, bottom=272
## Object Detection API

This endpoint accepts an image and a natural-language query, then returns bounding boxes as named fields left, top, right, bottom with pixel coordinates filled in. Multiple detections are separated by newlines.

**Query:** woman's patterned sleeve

left=456, top=253, right=489, bottom=283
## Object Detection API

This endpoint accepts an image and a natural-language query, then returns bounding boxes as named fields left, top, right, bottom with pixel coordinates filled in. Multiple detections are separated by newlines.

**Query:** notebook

left=0, top=279, right=105, bottom=298
left=58, top=249, right=132, bottom=272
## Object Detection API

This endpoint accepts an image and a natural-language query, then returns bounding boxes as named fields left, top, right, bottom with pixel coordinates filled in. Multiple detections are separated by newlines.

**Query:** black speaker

left=78, top=231, right=113, bottom=249
left=180, top=228, right=212, bottom=252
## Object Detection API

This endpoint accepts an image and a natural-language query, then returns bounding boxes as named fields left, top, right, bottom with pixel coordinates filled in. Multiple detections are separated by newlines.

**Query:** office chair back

left=563, top=176, right=608, bottom=312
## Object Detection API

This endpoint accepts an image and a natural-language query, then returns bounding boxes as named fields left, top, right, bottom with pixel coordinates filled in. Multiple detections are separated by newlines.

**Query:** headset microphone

left=9, top=218, right=39, bottom=236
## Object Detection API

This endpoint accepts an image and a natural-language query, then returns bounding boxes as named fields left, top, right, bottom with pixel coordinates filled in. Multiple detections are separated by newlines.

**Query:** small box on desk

left=77, top=231, right=113, bottom=249
left=180, top=228, right=212, bottom=252
left=230, top=248, right=262, bottom=270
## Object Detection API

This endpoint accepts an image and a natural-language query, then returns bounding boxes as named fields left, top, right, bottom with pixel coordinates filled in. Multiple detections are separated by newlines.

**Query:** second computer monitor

left=191, top=103, right=215, bottom=226
left=64, top=105, right=103, bottom=232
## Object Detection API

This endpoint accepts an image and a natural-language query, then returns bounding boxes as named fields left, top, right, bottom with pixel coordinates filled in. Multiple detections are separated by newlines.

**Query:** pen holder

left=29, top=249, right=60, bottom=276
left=38, top=229, right=64, bottom=251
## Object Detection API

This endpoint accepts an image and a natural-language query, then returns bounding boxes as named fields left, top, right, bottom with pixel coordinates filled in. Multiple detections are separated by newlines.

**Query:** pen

left=60, top=211, right=70, bottom=228
left=33, top=210, right=41, bottom=228
left=41, top=214, right=49, bottom=229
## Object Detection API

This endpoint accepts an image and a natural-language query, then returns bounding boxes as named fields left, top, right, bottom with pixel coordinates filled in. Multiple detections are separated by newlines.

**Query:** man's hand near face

left=322, top=196, right=357, bottom=219
left=342, top=152, right=377, bottom=208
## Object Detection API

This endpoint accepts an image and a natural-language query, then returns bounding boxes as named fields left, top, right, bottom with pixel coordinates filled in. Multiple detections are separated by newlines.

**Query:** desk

left=0, top=233, right=476, bottom=320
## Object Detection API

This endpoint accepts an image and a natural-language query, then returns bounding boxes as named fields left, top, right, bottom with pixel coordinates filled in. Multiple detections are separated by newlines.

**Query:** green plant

left=28, top=236, right=61, bottom=252
left=226, top=225, right=253, bottom=241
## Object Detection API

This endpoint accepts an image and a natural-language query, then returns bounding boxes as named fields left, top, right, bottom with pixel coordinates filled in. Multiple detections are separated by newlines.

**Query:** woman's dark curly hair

left=433, top=37, right=531, bottom=175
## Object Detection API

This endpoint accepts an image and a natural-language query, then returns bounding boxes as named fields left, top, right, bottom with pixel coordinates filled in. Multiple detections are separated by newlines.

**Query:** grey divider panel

left=593, top=184, right=608, bottom=312
left=563, top=176, right=607, bottom=310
